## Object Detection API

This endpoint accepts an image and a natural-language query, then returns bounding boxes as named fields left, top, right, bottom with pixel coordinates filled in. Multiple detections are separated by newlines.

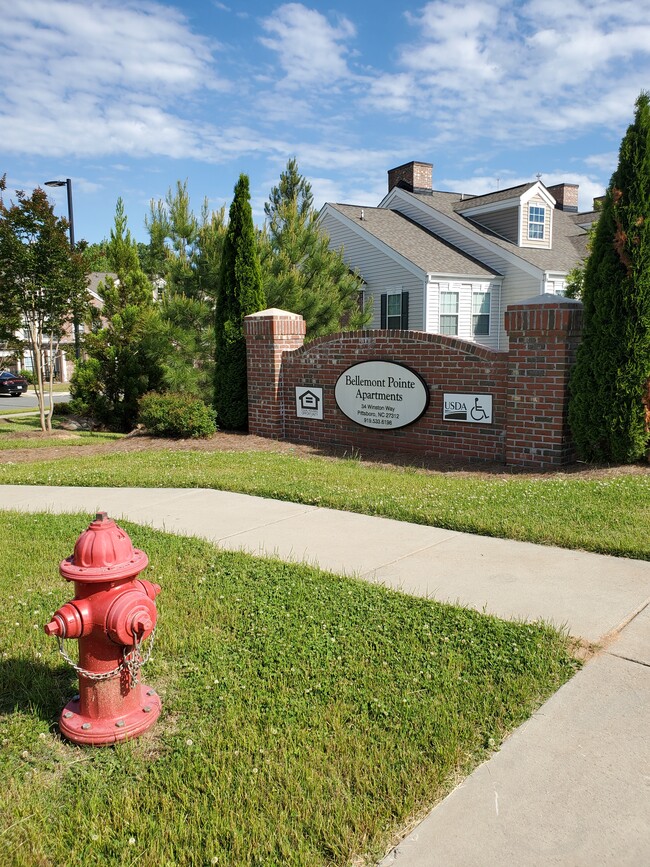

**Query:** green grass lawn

left=0, top=406, right=37, bottom=416
left=0, top=512, right=578, bottom=867
left=1, top=448, right=648, bottom=559
left=0, top=416, right=122, bottom=449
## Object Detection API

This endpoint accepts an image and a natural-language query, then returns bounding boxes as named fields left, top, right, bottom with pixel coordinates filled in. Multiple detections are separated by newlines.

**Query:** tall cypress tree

left=214, top=174, right=265, bottom=429
left=569, top=92, right=650, bottom=462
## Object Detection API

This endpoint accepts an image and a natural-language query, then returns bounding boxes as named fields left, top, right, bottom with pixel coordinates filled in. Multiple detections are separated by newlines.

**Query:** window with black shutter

left=380, top=291, right=409, bottom=329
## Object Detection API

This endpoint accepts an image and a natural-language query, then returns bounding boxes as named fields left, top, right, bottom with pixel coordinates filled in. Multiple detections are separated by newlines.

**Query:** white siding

left=544, top=274, right=567, bottom=295
left=520, top=194, right=552, bottom=249
left=320, top=211, right=426, bottom=330
left=494, top=269, right=546, bottom=346
left=386, top=197, right=542, bottom=346
left=473, top=206, right=519, bottom=243
left=426, top=278, right=503, bottom=349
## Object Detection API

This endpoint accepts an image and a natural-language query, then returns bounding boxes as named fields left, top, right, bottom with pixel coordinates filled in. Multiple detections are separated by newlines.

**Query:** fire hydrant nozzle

left=44, top=615, right=65, bottom=637
left=44, top=512, right=162, bottom=746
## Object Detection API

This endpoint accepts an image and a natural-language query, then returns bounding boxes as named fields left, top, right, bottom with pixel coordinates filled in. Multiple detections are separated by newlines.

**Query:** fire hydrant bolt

left=44, top=512, right=162, bottom=746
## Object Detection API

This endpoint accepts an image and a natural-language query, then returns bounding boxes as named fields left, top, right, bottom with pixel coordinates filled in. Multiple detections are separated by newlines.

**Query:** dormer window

left=453, top=181, right=553, bottom=249
left=528, top=205, right=545, bottom=240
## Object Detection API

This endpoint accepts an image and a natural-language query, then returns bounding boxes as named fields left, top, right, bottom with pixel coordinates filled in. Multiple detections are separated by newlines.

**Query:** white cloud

left=310, top=175, right=385, bottom=210
left=583, top=152, right=618, bottom=173
left=259, top=3, right=357, bottom=88
left=0, top=0, right=227, bottom=159
left=365, top=0, right=650, bottom=141
left=403, top=0, right=501, bottom=82
left=365, top=74, right=412, bottom=113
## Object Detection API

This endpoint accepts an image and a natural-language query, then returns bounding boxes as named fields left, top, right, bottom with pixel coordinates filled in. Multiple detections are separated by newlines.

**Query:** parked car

left=0, top=371, right=29, bottom=396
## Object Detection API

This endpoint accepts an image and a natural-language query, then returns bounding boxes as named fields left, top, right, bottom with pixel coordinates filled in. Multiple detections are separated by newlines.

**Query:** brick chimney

left=546, top=183, right=579, bottom=213
left=388, top=161, right=433, bottom=195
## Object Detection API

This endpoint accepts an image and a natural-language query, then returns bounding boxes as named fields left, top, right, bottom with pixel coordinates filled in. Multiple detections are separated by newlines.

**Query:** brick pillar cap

left=245, top=308, right=304, bottom=320
left=507, top=293, right=582, bottom=311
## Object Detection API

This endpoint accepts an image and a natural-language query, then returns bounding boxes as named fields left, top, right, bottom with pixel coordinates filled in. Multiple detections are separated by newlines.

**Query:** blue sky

left=2, top=0, right=650, bottom=245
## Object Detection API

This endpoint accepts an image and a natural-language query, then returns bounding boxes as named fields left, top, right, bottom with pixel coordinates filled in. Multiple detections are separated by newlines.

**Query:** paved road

left=0, top=390, right=70, bottom=411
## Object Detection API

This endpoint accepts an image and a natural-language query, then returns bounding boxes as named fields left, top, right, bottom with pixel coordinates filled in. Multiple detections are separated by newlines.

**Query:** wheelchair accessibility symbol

left=470, top=397, right=489, bottom=421
left=443, top=393, right=493, bottom=424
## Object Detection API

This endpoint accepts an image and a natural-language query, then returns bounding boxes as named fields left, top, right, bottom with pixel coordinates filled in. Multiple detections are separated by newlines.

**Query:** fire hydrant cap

left=60, top=512, right=149, bottom=583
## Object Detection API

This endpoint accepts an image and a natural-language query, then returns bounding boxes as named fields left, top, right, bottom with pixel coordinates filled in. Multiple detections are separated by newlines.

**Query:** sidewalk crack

left=358, top=540, right=454, bottom=578
left=605, top=652, right=650, bottom=669
left=215, top=507, right=315, bottom=542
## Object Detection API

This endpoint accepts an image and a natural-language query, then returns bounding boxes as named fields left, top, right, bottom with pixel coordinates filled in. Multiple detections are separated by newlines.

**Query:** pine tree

left=144, top=183, right=226, bottom=403
left=214, top=174, right=265, bottom=429
left=102, top=198, right=153, bottom=314
left=568, top=92, right=650, bottom=462
left=71, top=199, right=168, bottom=431
left=261, top=158, right=369, bottom=337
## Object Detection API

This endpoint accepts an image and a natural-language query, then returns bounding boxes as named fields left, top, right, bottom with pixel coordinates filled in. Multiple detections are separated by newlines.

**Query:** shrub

left=19, top=369, right=35, bottom=384
left=52, top=401, right=73, bottom=416
left=138, top=392, right=217, bottom=439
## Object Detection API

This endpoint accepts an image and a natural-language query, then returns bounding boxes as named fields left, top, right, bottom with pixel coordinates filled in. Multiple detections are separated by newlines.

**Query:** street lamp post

left=45, top=178, right=80, bottom=359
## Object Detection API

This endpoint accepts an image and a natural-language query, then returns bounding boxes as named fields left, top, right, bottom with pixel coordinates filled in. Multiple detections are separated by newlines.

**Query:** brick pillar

left=505, top=295, right=583, bottom=468
left=244, top=308, right=306, bottom=439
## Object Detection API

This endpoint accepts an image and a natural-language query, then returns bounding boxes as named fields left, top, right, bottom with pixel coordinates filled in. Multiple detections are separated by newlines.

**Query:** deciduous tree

left=0, top=175, right=88, bottom=431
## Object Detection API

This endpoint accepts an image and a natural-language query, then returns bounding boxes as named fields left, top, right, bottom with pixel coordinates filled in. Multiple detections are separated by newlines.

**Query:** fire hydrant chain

left=124, top=626, right=156, bottom=689
left=55, top=626, right=156, bottom=686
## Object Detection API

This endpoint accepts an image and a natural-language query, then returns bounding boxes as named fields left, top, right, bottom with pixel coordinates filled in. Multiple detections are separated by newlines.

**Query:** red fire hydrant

left=44, top=512, right=161, bottom=746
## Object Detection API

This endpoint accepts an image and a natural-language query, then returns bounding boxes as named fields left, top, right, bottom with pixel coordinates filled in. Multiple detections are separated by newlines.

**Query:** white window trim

left=472, top=290, right=491, bottom=336
left=528, top=204, right=545, bottom=240
left=439, top=289, right=459, bottom=336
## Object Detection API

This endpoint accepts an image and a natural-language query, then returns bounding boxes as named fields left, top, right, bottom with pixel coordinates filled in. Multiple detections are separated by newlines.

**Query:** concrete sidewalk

left=2, top=484, right=649, bottom=865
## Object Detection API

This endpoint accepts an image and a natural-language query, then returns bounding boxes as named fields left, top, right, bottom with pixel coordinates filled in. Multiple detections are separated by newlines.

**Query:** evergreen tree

left=145, top=180, right=199, bottom=297
left=569, top=92, right=650, bottom=462
left=144, top=182, right=226, bottom=403
left=214, top=174, right=265, bottom=429
left=101, top=198, right=153, bottom=313
left=260, top=158, right=369, bottom=337
left=71, top=199, right=168, bottom=431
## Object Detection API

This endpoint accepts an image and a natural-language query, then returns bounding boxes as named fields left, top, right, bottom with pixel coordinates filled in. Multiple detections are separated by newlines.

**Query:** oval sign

left=335, top=361, right=429, bottom=430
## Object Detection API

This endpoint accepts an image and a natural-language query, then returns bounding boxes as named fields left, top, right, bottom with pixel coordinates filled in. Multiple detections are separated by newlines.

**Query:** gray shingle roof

left=408, top=191, right=589, bottom=272
left=454, top=183, right=536, bottom=212
left=572, top=210, right=599, bottom=227
left=329, top=204, right=500, bottom=278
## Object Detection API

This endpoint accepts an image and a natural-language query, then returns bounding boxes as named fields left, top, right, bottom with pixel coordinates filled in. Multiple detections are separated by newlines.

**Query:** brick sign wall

left=245, top=297, right=583, bottom=469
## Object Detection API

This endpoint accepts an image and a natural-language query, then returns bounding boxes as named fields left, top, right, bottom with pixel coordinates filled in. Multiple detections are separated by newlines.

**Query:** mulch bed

left=1, top=427, right=648, bottom=480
